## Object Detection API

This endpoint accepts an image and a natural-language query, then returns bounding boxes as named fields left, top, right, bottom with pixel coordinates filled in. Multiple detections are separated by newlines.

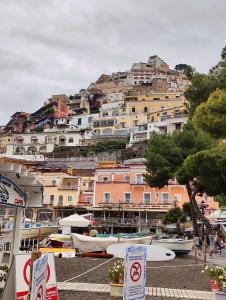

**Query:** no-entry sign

left=123, top=245, right=147, bottom=300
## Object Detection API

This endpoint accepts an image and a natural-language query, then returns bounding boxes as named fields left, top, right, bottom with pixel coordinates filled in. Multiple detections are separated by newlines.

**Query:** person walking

left=208, top=232, right=216, bottom=258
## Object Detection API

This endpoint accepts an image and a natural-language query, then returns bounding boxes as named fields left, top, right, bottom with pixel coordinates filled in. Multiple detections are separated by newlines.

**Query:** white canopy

left=59, top=213, right=91, bottom=227
left=209, top=210, right=226, bottom=219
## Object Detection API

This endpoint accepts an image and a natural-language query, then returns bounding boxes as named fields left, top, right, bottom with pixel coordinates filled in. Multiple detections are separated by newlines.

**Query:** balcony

left=130, top=181, right=146, bottom=185
left=58, top=185, right=78, bottom=190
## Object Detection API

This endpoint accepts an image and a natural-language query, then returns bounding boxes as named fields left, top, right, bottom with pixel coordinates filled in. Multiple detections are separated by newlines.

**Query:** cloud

left=0, top=0, right=225, bottom=124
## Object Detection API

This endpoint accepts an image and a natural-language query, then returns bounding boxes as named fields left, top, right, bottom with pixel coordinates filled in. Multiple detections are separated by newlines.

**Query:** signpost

left=30, top=253, right=48, bottom=300
left=123, top=245, right=147, bottom=300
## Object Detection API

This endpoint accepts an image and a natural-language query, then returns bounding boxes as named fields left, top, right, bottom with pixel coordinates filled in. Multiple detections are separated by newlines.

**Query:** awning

left=59, top=213, right=91, bottom=227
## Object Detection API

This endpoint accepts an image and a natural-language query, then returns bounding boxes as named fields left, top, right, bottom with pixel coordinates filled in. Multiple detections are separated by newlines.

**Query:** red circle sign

left=36, top=284, right=44, bottom=300
left=23, top=258, right=50, bottom=286
left=130, top=262, right=142, bottom=282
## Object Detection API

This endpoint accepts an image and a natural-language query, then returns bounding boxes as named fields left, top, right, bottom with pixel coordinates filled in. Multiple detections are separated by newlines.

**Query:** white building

left=70, top=113, right=100, bottom=130
left=130, top=116, right=188, bottom=144
left=5, top=130, right=84, bottom=155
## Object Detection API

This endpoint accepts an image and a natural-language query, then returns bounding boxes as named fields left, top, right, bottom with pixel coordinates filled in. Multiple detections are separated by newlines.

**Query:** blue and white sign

left=123, top=245, right=147, bottom=300
left=31, top=253, right=48, bottom=300
left=0, top=175, right=26, bottom=208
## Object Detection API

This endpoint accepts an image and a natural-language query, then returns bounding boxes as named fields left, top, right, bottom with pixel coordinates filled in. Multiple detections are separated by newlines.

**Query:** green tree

left=192, top=89, right=226, bottom=139
left=174, top=64, right=195, bottom=79
left=185, top=45, right=226, bottom=114
left=144, top=126, right=216, bottom=236
left=216, top=194, right=226, bottom=208
left=184, top=74, right=216, bottom=114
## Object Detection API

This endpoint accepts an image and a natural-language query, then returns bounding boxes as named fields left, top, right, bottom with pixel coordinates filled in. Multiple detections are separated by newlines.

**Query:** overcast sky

left=0, top=0, right=225, bottom=124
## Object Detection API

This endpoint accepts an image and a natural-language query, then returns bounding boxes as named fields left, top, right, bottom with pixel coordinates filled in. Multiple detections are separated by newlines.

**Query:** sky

left=0, top=0, right=225, bottom=124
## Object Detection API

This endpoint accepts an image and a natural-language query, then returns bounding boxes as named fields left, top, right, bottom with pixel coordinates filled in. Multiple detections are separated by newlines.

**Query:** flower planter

left=213, top=292, right=226, bottom=300
left=109, top=283, right=124, bottom=297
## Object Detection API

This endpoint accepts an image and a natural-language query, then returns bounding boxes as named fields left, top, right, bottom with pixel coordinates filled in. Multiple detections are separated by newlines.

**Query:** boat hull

left=71, top=233, right=152, bottom=253
left=151, top=239, right=193, bottom=254
left=1, top=226, right=60, bottom=242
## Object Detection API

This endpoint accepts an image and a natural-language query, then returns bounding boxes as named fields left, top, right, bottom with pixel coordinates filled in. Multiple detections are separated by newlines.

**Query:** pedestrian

left=208, top=232, right=216, bottom=258
left=195, top=236, right=202, bottom=256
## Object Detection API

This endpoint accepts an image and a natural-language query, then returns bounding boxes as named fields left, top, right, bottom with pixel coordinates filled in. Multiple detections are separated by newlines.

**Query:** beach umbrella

left=59, top=213, right=91, bottom=227
left=107, top=243, right=175, bottom=261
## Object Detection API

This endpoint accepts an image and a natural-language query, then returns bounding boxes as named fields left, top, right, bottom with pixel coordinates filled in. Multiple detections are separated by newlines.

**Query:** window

left=78, top=118, right=82, bottom=125
left=86, top=196, right=93, bottom=203
left=144, top=107, right=148, bottom=113
left=136, top=174, right=143, bottom=184
left=68, top=138, right=74, bottom=143
left=58, top=195, right=63, bottom=206
left=67, top=182, right=71, bottom=188
left=103, top=193, right=111, bottom=203
left=131, top=107, right=136, bottom=113
left=124, top=175, right=130, bottom=183
left=68, top=196, right=73, bottom=204
left=174, top=194, right=181, bottom=202
left=162, top=192, right=169, bottom=203
left=103, top=176, right=109, bottom=183
left=155, top=192, right=160, bottom=198
left=49, top=195, right=54, bottom=205
left=153, top=97, right=160, bottom=100
left=144, top=193, right=151, bottom=204
left=88, top=117, right=92, bottom=123
left=52, top=180, right=57, bottom=186
left=124, top=193, right=131, bottom=204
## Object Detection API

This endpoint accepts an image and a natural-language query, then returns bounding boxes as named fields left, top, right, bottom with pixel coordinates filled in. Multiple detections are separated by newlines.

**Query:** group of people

left=195, top=231, right=225, bottom=257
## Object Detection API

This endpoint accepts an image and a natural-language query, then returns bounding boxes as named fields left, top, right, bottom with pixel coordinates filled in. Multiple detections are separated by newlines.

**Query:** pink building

left=90, top=164, right=218, bottom=231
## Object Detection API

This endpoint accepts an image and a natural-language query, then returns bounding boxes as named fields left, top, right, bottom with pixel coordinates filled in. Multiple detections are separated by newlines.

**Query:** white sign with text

left=123, top=245, right=147, bottom=300
left=31, top=253, right=48, bottom=300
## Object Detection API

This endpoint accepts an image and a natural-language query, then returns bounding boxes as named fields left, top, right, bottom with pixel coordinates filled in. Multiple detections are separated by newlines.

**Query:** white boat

left=151, top=238, right=193, bottom=254
left=71, top=233, right=152, bottom=253
left=1, top=223, right=60, bottom=243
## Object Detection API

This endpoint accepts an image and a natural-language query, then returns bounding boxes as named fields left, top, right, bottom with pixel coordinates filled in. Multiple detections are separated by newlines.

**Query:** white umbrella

left=59, top=213, right=91, bottom=227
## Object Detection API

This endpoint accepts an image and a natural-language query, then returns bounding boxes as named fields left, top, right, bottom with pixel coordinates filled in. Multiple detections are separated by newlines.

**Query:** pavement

left=191, top=250, right=226, bottom=267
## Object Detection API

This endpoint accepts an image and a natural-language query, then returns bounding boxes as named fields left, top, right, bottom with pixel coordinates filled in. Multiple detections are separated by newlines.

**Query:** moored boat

left=71, top=233, right=152, bottom=253
left=151, top=238, right=193, bottom=254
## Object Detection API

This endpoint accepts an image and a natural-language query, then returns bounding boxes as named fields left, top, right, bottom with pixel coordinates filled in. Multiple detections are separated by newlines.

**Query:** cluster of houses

left=0, top=55, right=189, bottom=155
left=1, top=55, right=216, bottom=229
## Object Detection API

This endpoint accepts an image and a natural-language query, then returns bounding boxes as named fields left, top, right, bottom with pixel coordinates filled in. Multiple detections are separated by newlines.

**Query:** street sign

left=0, top=175, right=26, bottom=207
left=15, top=253, right=58, bottom=300
left=31, top=253, right=48, bottom=300
left=123, top=245, right=147, bottom=300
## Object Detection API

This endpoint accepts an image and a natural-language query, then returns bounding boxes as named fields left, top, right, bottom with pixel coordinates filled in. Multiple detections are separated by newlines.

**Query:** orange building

left=90, top=164, right=218, bottom=232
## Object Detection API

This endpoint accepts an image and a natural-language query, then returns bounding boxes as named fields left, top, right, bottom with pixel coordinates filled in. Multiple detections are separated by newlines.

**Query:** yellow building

left=124, top=92, right=187, bottom=122
left=92, top=113, right=148, bottom=135
left=33, top=172, right=81, bottom=218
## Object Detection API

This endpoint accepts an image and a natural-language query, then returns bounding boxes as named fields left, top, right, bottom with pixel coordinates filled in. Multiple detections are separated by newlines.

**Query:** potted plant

left=203, top=266, right=226, bottom=300
left=109, top=259, right=124, bottom=297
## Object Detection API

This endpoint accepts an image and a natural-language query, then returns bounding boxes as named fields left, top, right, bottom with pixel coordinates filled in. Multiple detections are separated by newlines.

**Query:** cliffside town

left=1, top=55, right=218, bottom=225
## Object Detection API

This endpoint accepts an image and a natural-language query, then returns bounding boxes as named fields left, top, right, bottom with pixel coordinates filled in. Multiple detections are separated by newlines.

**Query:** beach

left=56, top=255, right=210, bottom=299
